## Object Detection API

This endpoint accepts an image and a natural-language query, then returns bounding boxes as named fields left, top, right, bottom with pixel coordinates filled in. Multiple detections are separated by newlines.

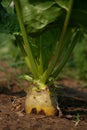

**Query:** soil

left=0, top=61, right=87, bottom=130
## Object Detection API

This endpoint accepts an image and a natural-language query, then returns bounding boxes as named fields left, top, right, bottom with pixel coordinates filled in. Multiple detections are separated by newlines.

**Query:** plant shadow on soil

left=0, top=63, right=87, bottom=130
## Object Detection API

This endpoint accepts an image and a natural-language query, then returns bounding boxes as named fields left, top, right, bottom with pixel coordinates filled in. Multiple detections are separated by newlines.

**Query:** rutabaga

left=13, top=0, right=87, bottom=115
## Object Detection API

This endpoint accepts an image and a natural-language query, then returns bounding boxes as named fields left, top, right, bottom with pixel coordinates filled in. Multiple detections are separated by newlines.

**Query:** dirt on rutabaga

left=0, top=61, right=87, bottom=130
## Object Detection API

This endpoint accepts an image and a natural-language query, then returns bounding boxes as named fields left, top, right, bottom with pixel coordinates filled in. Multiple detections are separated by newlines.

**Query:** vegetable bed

left=0, top=62, right=87, bottom=130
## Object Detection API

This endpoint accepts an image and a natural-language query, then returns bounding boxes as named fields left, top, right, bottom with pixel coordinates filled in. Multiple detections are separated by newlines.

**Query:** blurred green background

left=61, top=33, right=87, bottom=81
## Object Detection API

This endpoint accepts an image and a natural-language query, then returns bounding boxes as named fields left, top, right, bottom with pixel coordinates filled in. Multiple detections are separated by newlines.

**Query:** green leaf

left=55, top=0, right=71, bottom=11
left=18, top=0, right=65, bottom=33
left=70, top=0, right=87, bottom=32
left=0, top=1, right=19, bottom=34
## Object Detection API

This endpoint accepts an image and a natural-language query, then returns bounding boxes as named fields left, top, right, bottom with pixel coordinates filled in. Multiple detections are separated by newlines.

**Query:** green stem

left=39, top=35, right=43, bottom=75
left=14, top=0, right=39, bottom=79
left=41, top=0, right=74, bottom=83
left=52, top=28, right=81, bottom=78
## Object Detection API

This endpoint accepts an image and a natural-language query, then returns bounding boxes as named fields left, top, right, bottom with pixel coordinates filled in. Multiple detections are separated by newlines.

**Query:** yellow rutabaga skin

left=25, top=83, right=59, bottom=116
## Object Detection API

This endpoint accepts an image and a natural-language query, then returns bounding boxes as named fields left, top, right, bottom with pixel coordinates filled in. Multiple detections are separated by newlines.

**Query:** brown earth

left=0, top=61, right=87, bottom=130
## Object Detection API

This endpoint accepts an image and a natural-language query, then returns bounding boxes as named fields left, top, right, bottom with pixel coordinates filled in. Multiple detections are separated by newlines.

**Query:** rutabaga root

left=25, top=87, right=60, bottom=116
